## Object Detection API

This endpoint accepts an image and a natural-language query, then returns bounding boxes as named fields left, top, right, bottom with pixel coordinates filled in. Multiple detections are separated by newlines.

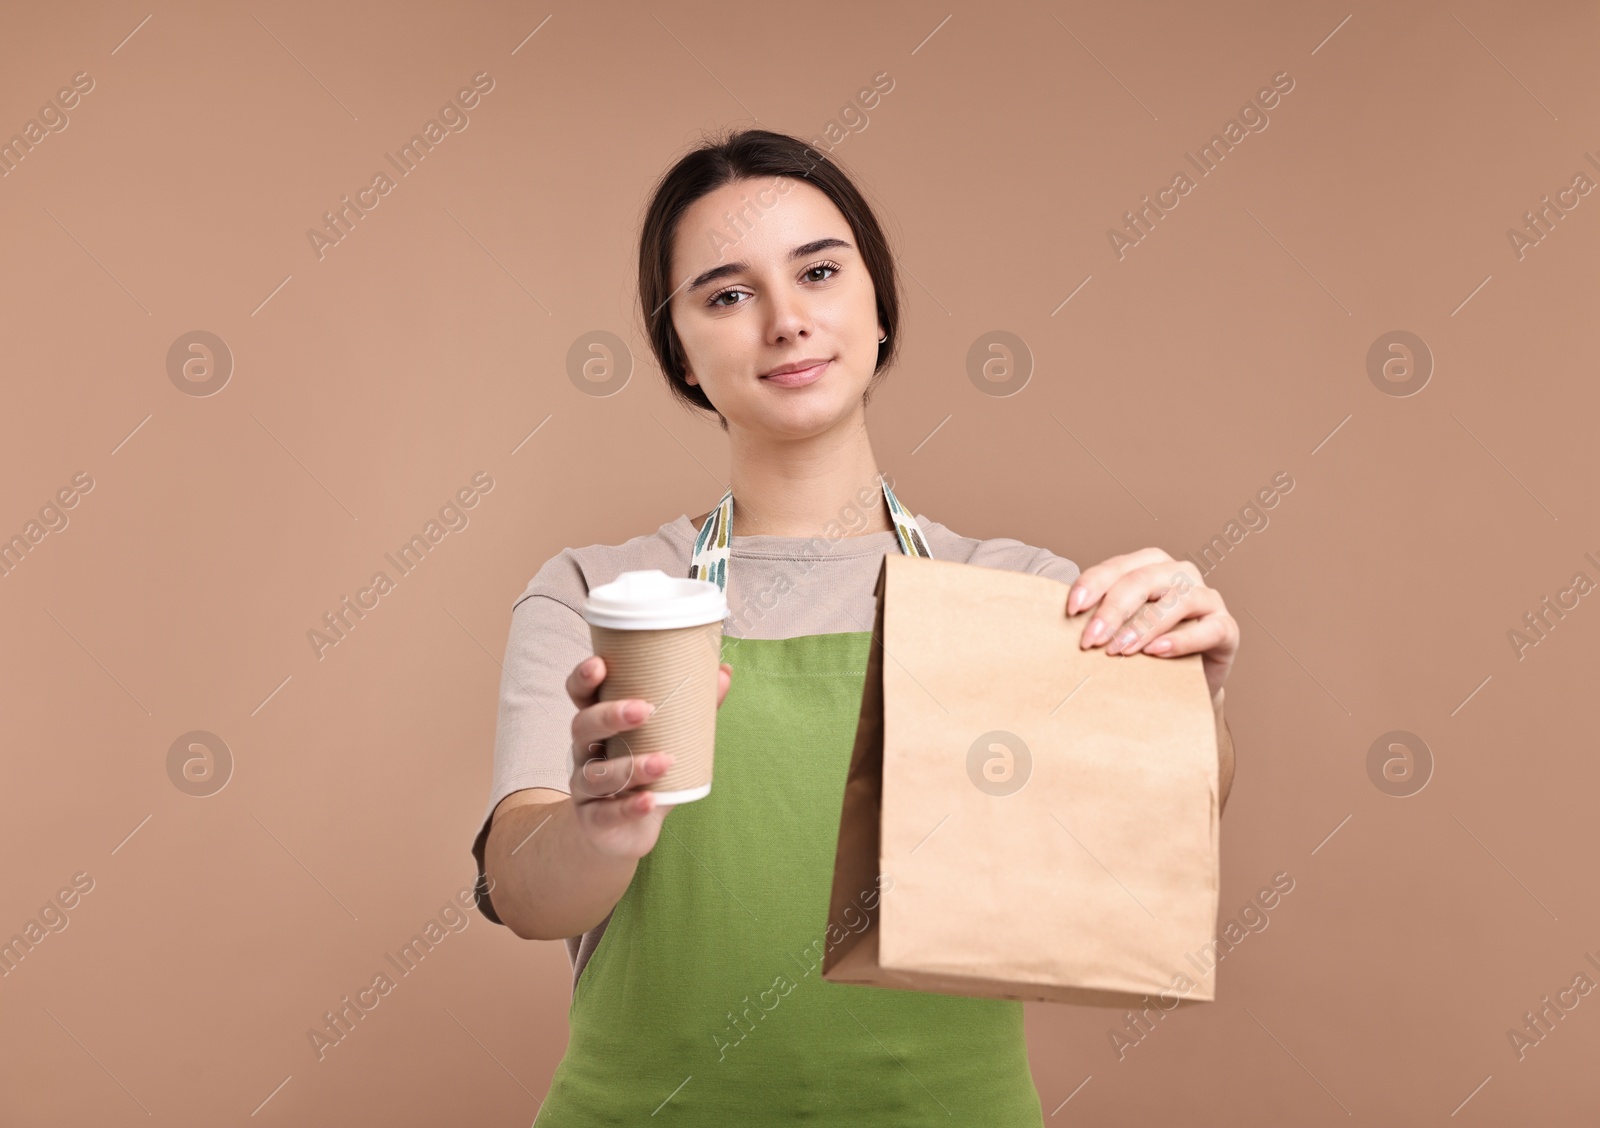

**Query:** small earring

left=878, top=331, right=888, bottom=343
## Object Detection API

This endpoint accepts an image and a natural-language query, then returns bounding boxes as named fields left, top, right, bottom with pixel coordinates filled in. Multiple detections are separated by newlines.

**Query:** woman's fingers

left=1112, top=583, right=1223, bottom=654
left=1078, top=560, right=1203, bottom=651
left=570, top=697, right=656, bottom=760
left=570, top=751, right=674, bottom=804
left=566, top=655, right=726, bottom=834
left=1066, top=548, right=1174, bottom=616
left=570, top=752, right=673, bottom=838
left=1133, top=614, right=1232, bottom=658
left=565, top=655, right=606, bottom=709
left=580, top=789, right=663, bottom=830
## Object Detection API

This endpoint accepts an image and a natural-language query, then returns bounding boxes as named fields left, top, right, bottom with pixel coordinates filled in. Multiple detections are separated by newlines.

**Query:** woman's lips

left=760, top=359, right=830, bottom=387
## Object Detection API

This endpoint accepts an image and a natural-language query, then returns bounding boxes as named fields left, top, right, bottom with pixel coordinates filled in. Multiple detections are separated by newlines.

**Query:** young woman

left=472, top=128, right=1239, bottom=1125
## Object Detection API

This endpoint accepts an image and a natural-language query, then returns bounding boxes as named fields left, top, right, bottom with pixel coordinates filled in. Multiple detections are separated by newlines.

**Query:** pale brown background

left=2, top=0, right=1597, bottom=1124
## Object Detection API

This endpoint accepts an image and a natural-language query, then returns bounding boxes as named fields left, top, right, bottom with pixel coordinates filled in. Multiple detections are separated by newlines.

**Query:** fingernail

left=627, top=701, right=655, bottom=722
left=584, top=657, right=600, bottom=676
left=1083, top=619, right=1107, bottom=646
left=1112, top=629, right=1137, bottom=654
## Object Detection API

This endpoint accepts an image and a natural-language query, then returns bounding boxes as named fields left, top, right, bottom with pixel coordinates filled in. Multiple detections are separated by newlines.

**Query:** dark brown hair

left=637, top=128, right=901, bottom=429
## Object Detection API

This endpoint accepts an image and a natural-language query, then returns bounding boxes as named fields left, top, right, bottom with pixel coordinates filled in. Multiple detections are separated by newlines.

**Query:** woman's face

left=668, top=177, right=885, bottom=439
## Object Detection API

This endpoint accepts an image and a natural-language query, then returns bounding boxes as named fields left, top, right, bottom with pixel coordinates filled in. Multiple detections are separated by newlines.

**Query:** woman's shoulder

left=511, top=515, right=696, bottom=614
left=917, top=514, right=1081, bottom=586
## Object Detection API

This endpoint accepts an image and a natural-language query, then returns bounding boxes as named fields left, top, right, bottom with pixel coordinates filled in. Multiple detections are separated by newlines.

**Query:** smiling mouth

left=760, top=359, right=831, bottom=387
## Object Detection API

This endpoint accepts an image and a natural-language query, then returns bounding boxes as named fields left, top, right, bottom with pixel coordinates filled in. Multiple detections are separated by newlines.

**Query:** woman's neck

left=705, top=414, right=893, bottom=538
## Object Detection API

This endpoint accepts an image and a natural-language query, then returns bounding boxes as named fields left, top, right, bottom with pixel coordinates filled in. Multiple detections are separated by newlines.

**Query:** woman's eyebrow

left=685, top=237, right=854, bottom=294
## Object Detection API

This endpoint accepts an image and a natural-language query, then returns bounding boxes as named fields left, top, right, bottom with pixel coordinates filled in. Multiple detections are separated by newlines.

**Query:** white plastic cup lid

left=583, top=569, right=727, bottom=630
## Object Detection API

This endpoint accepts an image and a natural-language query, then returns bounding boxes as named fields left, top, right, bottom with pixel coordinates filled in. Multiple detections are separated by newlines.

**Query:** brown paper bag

left=823, top=553, right=1220, bottom=1008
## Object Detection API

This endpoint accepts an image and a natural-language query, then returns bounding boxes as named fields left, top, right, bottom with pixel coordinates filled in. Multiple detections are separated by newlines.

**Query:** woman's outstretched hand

left=565, top=655, right=735, bottom=859
left=1066, top=548, right=1239, bottom=700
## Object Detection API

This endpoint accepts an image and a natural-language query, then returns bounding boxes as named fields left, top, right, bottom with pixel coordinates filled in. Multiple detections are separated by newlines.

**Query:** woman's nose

left=764, top=288, right=812, bottom=342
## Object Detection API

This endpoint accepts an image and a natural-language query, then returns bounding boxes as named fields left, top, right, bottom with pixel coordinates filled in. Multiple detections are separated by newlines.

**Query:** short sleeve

left=470, top=586, right=592, bottom=925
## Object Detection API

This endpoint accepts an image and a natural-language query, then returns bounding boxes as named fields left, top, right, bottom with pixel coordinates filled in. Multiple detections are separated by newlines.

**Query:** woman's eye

left=707, top=262, right=840, bottom=307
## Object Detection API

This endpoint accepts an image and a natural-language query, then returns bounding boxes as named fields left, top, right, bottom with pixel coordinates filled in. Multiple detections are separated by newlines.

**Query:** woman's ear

left=685, top=369, right=697, bottom=387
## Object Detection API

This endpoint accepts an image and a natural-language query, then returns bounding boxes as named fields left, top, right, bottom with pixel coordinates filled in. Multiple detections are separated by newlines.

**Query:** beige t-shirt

left=471, top=512, right=1084, bottom=986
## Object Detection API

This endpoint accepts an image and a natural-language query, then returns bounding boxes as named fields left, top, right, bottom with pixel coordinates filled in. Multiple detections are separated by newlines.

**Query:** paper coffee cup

left=582, top=570, right=727, bottom=805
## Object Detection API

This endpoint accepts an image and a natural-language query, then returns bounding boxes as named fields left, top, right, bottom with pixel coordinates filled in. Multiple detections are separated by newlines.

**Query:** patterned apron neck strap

left=688, top=474, right=931, bottom=592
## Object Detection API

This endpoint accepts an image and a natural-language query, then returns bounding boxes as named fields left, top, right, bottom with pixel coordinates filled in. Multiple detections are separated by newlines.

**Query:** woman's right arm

left=484, top=655, right=733, bottom=941
left=482, top=786, right=641, bottom=941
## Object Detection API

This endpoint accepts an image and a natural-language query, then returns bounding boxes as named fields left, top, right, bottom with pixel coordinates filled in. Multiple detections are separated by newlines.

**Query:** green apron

left=535, top=481, right=1045, bottom=1124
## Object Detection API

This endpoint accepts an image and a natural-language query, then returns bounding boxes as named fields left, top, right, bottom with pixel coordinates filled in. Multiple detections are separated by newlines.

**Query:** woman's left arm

left=1064, top=548, right=1239, bottom=813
